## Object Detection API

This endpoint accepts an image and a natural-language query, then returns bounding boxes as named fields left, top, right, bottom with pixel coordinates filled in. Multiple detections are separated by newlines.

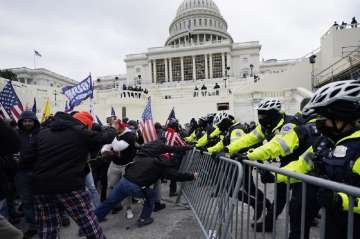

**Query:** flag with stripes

left=0, top=103, right=10, bottom=119
left=165, top=128, right=186, bottom=147
left=0, top=81, right=24, bottom=121
left=139, top=97, right=157, bottom=143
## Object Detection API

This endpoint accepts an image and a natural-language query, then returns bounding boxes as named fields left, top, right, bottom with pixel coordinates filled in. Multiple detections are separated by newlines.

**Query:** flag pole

left=89, top=73, right=96, bottom=121
left=33, top=50, right=36, bottom=69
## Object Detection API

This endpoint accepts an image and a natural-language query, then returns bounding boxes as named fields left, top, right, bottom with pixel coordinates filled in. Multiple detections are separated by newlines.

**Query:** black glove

left=313, top=136, right=335, bottom=158
left=212, top=152, right=226, bottom=163
left=260, top=170, right=275, bottom=183
left=232, top=153, right=248, bottom=162
left=317, top=188, right=342, bottom=210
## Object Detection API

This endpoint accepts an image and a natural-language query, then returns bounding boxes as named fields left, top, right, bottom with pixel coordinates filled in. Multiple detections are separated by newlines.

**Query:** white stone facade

left=6, top=67, right=77, bottom=88
left=2, top=0, right=359, bottom=125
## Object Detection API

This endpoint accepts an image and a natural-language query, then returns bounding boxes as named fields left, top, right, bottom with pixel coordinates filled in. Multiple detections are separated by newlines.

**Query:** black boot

left=154, top=202, right=166, bottom=212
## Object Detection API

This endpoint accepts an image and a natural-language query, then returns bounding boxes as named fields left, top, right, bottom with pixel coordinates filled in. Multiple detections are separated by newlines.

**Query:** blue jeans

left=85, top=172, right=100, bottom=209
left=94, top=178, right=155, bottom=221
left=15, top=170, right=36, bottom=229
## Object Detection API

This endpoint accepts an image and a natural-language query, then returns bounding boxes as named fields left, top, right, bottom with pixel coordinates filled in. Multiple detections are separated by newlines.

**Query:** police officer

left=245, top=104, right=320, bottom=232
left=207, top=113, right=244, bottom=154
left=277, top=79, right=360, bottom=239
left=195, top=113, right=216, bottom=149
left=225, top=98, right=300, bottom=224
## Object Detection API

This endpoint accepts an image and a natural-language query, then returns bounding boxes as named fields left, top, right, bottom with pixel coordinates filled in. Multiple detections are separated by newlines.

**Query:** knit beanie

left=73, top=112, right=93, bottom=129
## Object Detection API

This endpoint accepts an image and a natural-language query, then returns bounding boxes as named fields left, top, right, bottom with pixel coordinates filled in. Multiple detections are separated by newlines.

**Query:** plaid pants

left=34, top=190, right=106, bottom=239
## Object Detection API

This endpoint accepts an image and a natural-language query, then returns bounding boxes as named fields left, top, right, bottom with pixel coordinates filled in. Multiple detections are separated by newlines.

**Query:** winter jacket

left=101, top=128, right=137, bottom=166
left=17, top=111, right=40, bottom=170
left=0, top=119, right=20, bottom=200
left=124, top=140, right=193, bottom=187
left=31, top=112, right=116, bottom=194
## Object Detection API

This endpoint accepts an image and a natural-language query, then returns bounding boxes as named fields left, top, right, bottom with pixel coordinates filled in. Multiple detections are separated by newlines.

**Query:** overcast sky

left=0, top=0, right=359, bottom=81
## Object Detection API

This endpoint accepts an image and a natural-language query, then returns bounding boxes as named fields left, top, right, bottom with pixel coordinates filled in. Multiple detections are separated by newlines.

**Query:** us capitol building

left=1, top=0, right=360, bottom=123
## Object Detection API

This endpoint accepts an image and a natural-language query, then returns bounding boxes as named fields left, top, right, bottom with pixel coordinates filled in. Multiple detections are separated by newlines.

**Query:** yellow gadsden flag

left=41, top=99, right=52, bottom=123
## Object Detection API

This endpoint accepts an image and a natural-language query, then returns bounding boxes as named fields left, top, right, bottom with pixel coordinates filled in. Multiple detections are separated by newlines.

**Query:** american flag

left=165, top=128, right=186, bottom=147
left=139, top=97, right=157, bottom=143
left=0, top=81, right=24, bottom=121
left=165, top=107, right=176, bottom=126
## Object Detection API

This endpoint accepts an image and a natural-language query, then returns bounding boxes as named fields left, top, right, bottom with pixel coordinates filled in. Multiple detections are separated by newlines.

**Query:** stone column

left=153, top=59, right=157, bottom=83
left=169, top=58, right=173, bottom=82
left=180, top=57, right=184, bottom=81
left=209, top=54, right=213, bottom=79
left=222, top=53, right=226, bottom=78
left=192, top=56, right=196, bottom=80
left=148, top=61, right=153, bottom=83
left=205, top=54, right=209, bottom=79
left=164, top=58, right=169, bottom=82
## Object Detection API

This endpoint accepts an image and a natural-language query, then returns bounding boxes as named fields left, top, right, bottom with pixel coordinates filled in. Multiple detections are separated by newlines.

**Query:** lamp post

left=309, top=55, right=317, bottom=90
left=137, top=75, right=142, bottom=85
left=54, top=89, right=57, bottom=107
left=249, top=64, right=254, bottom=77
left=223, top=66, right=230, bottom=88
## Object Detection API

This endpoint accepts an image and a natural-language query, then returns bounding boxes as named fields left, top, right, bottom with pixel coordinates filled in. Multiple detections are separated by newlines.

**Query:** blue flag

left=62, top=75, right=93, bottom=112
left=32, top=98, right=37, bottom=114
left=96, top=115, right=103, bottom=126
left=111, top=106, right=116, bottom=117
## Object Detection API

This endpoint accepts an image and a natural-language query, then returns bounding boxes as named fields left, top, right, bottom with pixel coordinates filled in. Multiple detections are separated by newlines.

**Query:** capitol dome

left=165, top=0, right=233, bottom=46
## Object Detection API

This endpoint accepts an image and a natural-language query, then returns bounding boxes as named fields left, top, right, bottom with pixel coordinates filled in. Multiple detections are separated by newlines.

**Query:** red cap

left=114, top=119, right=127, bottom=130
left=73, top=112, right=93, bottom=129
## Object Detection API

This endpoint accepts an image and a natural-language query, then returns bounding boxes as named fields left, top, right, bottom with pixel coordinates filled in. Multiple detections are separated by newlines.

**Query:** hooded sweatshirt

left=17, top=111, right=40, bottom=170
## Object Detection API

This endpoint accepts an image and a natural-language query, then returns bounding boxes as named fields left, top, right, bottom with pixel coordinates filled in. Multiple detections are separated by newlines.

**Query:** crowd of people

left=1, top=77, right=360, bottom=239
left=332, top=16, right=358, bottom=29
left=0, top=111, right=196, bottom=239
left=120, top=84, right=149, bottom=99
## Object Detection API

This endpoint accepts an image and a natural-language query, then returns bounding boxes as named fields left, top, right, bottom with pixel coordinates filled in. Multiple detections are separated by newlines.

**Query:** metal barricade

left=237, top=160, right=360, bottom=239
left=178, top=150, right=360, bottom=239
left=177, top=149, right=243, bottom=239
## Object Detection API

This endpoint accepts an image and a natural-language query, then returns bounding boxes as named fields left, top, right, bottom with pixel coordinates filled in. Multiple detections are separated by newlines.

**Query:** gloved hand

left=316, top=188, right=342, bottom=211
left=313, top=136, right=335, bottom=158
left=232, top=153, right=248, bottom=162
left=259, top=170, right=275, bottom=183
left=212, top=152, right=226, bottom=163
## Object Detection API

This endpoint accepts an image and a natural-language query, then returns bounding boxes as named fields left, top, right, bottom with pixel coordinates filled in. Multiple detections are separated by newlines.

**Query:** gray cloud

left=0, top=0, right=359, bottom=80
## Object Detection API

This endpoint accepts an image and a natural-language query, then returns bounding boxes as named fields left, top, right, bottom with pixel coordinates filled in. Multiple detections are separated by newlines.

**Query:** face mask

left=258, top=111, right=281, bottom=130
left=218, top=119, right=232, bottom=131
left=316, top=118, right=353, bottom=142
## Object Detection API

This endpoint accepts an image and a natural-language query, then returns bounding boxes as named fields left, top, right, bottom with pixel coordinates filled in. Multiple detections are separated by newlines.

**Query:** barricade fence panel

left=177, top=150, right=360, bottom=239
left=177, top=149, right=243, bottom=239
